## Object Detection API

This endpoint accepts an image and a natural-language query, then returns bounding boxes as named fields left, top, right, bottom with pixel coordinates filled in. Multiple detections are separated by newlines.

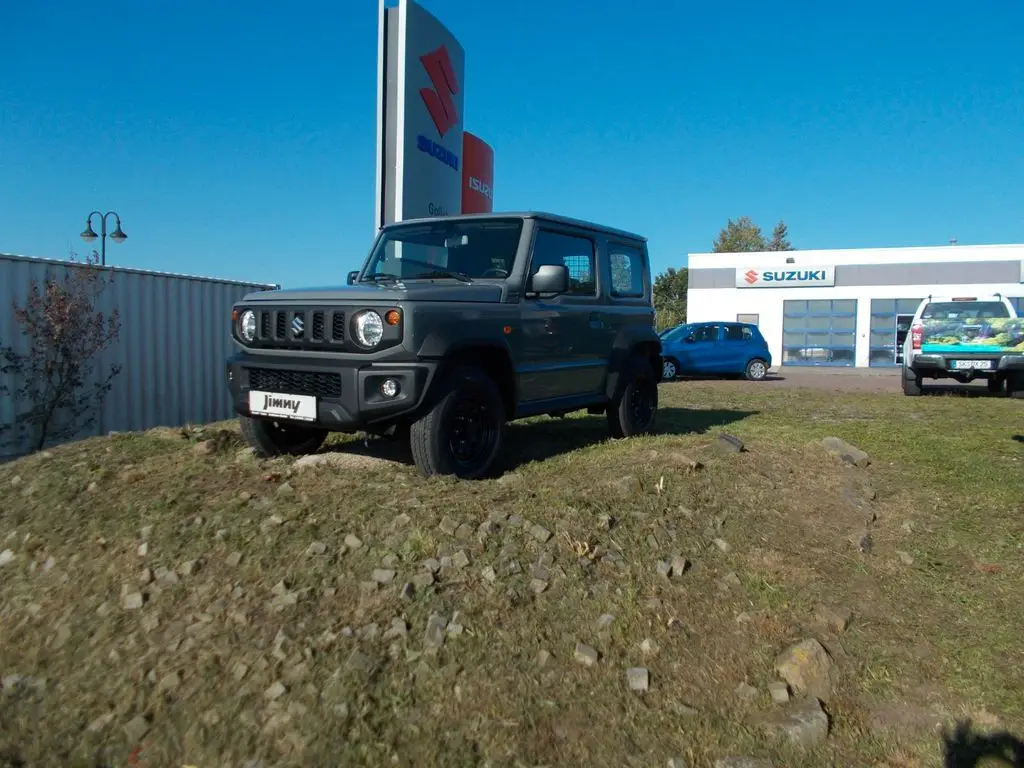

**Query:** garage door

left=782, top=299, right=857, bottom=366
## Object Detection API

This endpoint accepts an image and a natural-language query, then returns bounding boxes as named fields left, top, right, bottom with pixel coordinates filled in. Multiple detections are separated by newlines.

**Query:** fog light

left=381, top=378, right=400, bottom=398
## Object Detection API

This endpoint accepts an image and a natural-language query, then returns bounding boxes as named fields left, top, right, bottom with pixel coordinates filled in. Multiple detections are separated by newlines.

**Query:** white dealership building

left=686, top=243, right=1024, bottom=368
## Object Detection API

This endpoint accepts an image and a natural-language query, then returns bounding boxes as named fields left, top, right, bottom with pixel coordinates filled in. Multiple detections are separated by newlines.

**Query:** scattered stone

left=775, top=638, right=835, bottom=701
left=714, top=759, right=774, bottom=768
left=454, top=523, right=474, bottom=540
left=481, top=566, right=497, bottom=583
left=391, top=512, right=412, bottom=529
left=735, top=682, right=759, bottom=701
left=713, top=433, right=745, bottom=454
left=671, top=555, right=690, bottom=577
left=140, top=525, right=153, bottom=540
left=667, top=759, right=689, bottom=768
left=530, top=578, right=548, bottom=594
left=595, top=614, right=615, bottom=631
left=371, top=569, right=396, bottom=585
left=121, top=592, right=144, bottom=611
left=896, top=550, right=914, bottom=566
left=0, top=550, right=15, bottom=567
left=346, top=649, right=373, bottom=673
left=87, top=712, right=115, bottom=732
left=816, top=606, right=853, bottom=634
left=713, top=538, right=731, bottom=553
left=476, top=520, right=495, bottom=541
left=344, top=534, right=363, bottom=549
left=438, top=516, right=458, bottom=535
left=508, top=514, right=523, bottom=528
left=902, top=521, right=915, bottom=534
left=452, top=550, right=470, bottom=569
left=721, top=572, right=742, bottom=588
left=573, top=643, right=599, bottom=666
left=423, top=558, right=441, bottom=574
left=424, top=613, right=447, bottom=650
left=822, top=436, right=870, bottom=468
left=136, top=542, right=149, bottom=557
left=383, top=618, right=408, bottom=641
left=264, top=681, right=287, bottom=701
left=756, top=696, right=830, bottom=747
left=306, top=541, right=327, bottom=556
left=626, top=667, right=649, bottom=693
left=446, top=612, right=465, bottom=636
left=656, top=560, right=672, bottom=579
left=529, top=524, right=552, bottom=543
left=400, top=582, right=415, bottom=599
left=276, top=482, right=296, bottom=497
left=668, top=452, right=704, bottom=471
left=179, top=560, right=198, bottom=577
left=412, top=572, right=434, bottom=589
left=536, top=649, right=552, bottom=667
left=768, top=681, right=791, bottom=704
left=597, top=513, right=614, bottom=531
left=123, top=715, right=150, bottom=743
left=157, top=671, right=181, bottom=693
left=640, top=638, right=658, bottom=656
left=42, top=557, right=56, bottom=571
left=226, top=551, right=243, bottom=567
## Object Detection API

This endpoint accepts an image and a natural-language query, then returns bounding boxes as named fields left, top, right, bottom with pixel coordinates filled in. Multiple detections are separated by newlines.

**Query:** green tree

left=653, top=266, right=688, bottom=332
left=712, top=216, right=794, bottom=252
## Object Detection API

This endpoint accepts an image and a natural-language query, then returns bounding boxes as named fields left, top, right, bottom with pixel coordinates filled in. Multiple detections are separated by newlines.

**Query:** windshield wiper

left=360, top=273, right=402, bottom=283
left=413, top=270, right=473, bottom=283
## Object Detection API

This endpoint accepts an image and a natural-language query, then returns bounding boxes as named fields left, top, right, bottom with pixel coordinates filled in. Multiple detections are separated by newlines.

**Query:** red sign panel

left=461, top=132, right=494, bottom=214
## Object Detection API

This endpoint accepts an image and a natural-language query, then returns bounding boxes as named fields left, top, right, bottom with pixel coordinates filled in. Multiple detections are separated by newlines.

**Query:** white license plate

left=249, top=390, right=317, bottom=422
left=952, top=360, right=992, bottom=370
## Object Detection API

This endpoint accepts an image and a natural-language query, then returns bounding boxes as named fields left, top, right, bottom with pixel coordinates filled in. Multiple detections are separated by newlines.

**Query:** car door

left=679, top=323, right=721, bottom=372
left=721, top=323, right=751, bottom=373
left=518, top=228, right=602, bottom=402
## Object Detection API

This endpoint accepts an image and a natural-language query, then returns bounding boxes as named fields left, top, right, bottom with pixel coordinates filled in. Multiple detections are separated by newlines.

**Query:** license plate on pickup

left=951, top=360, right=993, bottom=370
left=249, top=390, right=317, bottom=422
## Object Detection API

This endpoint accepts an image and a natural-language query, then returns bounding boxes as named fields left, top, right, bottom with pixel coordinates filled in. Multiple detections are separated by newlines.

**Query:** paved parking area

left=678, top=366, right=1000, bottom=396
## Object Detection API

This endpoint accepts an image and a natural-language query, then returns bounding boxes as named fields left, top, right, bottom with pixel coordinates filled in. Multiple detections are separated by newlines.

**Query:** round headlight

left=240, top=309, right=256, bottom=343
left=354, top=310, right=384, bottom=347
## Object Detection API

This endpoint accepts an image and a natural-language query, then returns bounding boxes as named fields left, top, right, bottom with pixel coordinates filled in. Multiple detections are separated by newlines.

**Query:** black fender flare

left=605, top=327, right=663, bottom=399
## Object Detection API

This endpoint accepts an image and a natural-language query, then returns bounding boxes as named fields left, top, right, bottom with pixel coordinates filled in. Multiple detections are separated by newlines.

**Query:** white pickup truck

left=901, top=294, right=1024, bottom=397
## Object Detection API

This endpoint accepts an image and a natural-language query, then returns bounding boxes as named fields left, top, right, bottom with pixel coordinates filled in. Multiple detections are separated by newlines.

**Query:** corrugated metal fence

left=0, top=253, right=277, bottom=458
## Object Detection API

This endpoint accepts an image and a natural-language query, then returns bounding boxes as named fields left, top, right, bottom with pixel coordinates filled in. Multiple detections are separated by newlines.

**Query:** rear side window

left=609, top=243, right=645, bottom=298
left=724, top=324, right=754, bottom=341
left=921, top=301, right=1010, bottom=320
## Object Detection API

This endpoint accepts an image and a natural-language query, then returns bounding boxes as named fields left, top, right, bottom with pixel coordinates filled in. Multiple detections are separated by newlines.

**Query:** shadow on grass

left=1012, top=435, right=1023, bottom=444
left=321, top=407, right=758, bottom=473
left=668, top=374, right=786, bottom=383
left=942, top=720, right=1024, bottom=767
left=922, top=384, right=1016, bottom=398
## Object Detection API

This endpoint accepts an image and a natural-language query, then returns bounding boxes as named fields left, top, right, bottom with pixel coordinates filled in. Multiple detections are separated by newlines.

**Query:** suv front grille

left=248, top=368, right=342, bottom=399
left=247, top=307, right=349, bottom=351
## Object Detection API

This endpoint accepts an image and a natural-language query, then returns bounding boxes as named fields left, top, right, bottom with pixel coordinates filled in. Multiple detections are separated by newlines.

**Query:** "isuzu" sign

left=735, top=266, right=836, bottom=288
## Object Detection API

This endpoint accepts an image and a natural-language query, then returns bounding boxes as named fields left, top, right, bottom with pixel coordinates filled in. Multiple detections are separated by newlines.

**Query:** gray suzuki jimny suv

left=226, top=211, right=663, bottom=479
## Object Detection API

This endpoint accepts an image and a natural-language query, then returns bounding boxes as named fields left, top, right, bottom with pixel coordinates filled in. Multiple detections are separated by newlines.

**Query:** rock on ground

left=574, top=643, right=599, bottom=666
left=714, top=759, right=774, bottom=768
left=626, top=667, right=649, bottom=693
left=821, top=436, right=870, bottom=468
left=775, top=639, right=835, bottom=702
left=755, top=696, right=830, bottom=747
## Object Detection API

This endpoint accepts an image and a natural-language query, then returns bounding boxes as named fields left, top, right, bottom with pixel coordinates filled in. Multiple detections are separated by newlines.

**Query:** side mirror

left=346, top=270, right=359, bottom=285
left=529, top=264, right=569, bottom=295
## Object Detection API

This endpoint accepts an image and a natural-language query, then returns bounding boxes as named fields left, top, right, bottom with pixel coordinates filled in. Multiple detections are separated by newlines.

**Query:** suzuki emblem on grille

left=291, top=315, right=304, bottom=337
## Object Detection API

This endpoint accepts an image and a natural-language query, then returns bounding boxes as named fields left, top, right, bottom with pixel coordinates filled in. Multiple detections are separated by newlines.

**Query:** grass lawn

left=1, top=380, right=1022, bottom=767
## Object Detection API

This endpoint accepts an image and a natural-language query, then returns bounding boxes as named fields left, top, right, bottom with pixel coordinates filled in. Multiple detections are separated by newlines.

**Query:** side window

left=609, top=243, right=645, bottom=298
left=694, top=324, right=720, bottom=342
left=530, top=230, right=597, bottom=296
left=724, top=324, right=747, bottom=341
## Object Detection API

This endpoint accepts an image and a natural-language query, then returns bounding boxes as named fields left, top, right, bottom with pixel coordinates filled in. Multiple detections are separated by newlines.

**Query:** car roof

left=382, top=211, right=647, bottom=243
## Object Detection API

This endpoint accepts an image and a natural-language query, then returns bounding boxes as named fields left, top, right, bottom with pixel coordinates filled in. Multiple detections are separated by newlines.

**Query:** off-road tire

left=1008, top=373, right=1024, bottom=400
left=409, top=365, right=506, bottom=479
left=239, top=414, right=327, bottom=458
left=987, top=376, right=1005, bottom=394
left=662, top=357, right=680, bottom=381
left=902, top=369, right=922, bottom=396
left=608, top=355, right=659, bottom=439
left=744, top=358, right=769, bottom=381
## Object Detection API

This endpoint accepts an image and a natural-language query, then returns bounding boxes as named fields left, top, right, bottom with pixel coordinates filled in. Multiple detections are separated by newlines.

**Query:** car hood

left=242, top=280, right=504, bottom=304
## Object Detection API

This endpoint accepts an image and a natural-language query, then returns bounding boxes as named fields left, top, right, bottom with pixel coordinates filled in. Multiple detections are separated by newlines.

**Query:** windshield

left=920, top=301, right=1010, bottom=321
left=660, top=324, right=692, bottom=341
left=361, top=219, right=523, bottom=281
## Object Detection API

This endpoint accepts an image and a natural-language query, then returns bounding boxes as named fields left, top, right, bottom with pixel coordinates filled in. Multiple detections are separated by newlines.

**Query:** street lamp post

left=80, top=210, right=127, bottom=266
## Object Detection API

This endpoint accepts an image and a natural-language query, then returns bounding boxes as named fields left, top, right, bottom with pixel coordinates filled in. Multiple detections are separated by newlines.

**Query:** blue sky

left=2, top=0, right=1023, bottom=288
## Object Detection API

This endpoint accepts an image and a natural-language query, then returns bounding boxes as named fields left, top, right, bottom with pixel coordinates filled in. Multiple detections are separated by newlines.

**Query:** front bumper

left=226, top=351, right=439, bottom=429
left=909, top=353, right=1024, bottom=375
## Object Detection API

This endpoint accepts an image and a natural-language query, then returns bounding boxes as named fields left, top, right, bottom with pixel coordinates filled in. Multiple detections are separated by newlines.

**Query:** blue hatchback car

left=659, top=321, right=773, bottom=381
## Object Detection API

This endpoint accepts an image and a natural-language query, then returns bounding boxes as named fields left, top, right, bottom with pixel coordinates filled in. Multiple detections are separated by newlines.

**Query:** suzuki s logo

left=420, top=45, right=459, bottom=137
left=291, top=315, right=304, bottom=337
left=744, top=269, right=759, bottom=285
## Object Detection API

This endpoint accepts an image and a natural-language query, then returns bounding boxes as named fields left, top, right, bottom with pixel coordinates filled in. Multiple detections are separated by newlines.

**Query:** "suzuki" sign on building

left=735, top=266, right=836, bottom=288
